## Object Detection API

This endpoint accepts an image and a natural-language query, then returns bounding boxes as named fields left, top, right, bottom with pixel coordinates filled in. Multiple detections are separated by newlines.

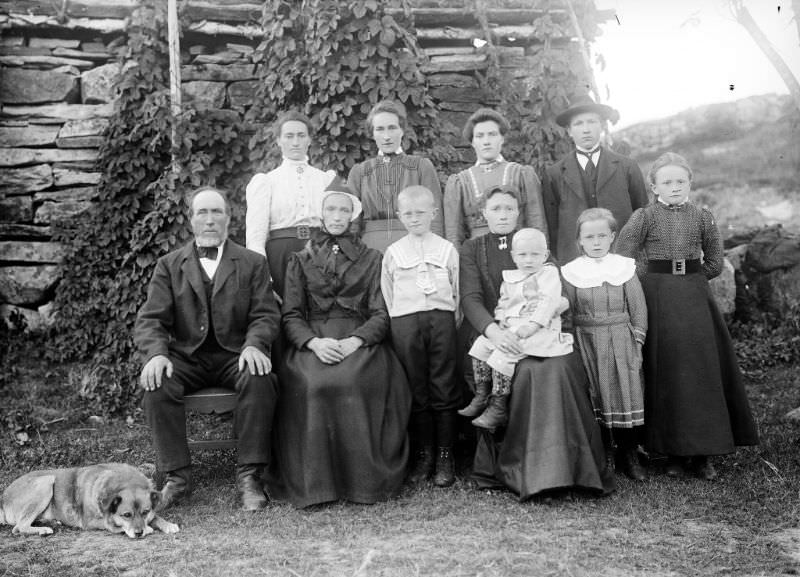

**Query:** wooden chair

left=184, top=387, right=237, bottom=450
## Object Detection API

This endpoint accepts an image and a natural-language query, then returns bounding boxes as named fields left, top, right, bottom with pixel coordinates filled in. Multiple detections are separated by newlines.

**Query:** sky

left=591, top=0, right=799, bottom=127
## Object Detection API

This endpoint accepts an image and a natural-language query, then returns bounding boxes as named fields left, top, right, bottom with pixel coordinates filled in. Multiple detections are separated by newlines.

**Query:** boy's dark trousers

left=390, top=310, right=459, bottom=448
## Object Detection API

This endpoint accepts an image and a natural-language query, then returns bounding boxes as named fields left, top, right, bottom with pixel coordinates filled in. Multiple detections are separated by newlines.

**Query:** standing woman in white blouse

left=246, top=111, right=336, bottom=297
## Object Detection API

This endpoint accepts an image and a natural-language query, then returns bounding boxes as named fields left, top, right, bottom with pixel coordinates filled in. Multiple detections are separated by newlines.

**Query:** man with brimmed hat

left=542, top=95, right=648, bottom=264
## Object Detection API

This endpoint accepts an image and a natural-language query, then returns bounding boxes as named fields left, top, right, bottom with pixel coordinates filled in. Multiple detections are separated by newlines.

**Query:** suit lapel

left=595, top=149, right=619, bottom=195
left=561, top=155, right=585, bottom=202
left=180, top=243, right=206, bottom=303
left=212, top=242, right=236, bottom=297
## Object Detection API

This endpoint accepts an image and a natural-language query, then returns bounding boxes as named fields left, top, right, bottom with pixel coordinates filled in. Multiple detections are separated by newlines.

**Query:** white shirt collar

left=474, top=153, right=505, bottom=167
left=657, top=197, right=688, bottom=209
left=281, top=156, right=309, bottom=167
left=197, top=240, right=224, bottom=278
left=378, top=147, right=404, bottom=157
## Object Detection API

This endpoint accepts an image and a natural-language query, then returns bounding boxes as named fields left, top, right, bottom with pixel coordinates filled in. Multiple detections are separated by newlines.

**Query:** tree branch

left=731, top=0, right=800, bottom=113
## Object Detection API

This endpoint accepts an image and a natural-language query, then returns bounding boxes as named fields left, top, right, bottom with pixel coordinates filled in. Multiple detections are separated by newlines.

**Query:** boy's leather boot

left=433, top=447, right=455, bottom=487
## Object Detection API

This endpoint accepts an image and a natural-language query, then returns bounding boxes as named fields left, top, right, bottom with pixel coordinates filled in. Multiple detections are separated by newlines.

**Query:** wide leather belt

left=269, top=225, right=317, bottom=240
left=647, top=259, right=701, bottom=275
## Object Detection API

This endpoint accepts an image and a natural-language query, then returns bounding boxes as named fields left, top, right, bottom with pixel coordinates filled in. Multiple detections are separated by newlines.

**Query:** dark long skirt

left=266, top=237, right=308, bottom=298
left=472, top=352, right=615, bottom=500
left=641, top=272, right=759, bottom=456
left=268, top=316, right=412, bottom=508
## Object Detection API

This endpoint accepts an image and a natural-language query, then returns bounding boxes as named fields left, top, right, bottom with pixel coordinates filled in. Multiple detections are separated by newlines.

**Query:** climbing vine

left=473, top=0, right=600, bottom=174
left=50, top=1, right=251, bottom=413
left=46, top=0, right=602, bottom=414
left=247, top=0, right=454, bottom=176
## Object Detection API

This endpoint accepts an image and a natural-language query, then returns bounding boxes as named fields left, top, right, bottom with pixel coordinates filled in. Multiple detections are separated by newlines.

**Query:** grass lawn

left=1, top=354, right=799, bottom=577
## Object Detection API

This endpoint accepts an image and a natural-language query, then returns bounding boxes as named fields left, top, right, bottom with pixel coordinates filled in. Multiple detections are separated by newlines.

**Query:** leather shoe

left=408, top=446, right=435, bottom=485
left=237, top=465, right=268, bottom=511
left=433, top=447, right=455, bottom=488
left=692, top=456, right=717, bottom=481
left=664, top=457, right=684, bottom=478
left=159, top=466, right=191, bottom=510
left=622, top=449, right=647, bottom=482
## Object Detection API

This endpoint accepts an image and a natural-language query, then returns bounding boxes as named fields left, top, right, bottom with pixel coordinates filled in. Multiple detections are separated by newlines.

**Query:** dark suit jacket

left=134, top=240, right=280, bottom=363
left=542, top=147, right=649, bottom=263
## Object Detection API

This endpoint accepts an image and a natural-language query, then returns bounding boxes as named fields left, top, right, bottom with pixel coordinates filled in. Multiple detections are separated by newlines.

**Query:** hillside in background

left=614, top=94, right=800, bottom=234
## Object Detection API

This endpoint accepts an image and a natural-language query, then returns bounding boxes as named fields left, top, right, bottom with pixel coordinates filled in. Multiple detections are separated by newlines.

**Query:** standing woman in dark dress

left=267, top=187, right=412, bottom=508
left=461, top=184, right=614, bottom=499
left=347, top=100, right=443, bottom=252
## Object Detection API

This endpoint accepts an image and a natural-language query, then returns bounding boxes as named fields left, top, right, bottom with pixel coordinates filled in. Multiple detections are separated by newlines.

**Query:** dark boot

left=664, top=455, right=684, bottom=478
left=236, top=464, right=268, bottom=511
left=159, top=466, right=192, bottom=510
left=601, top=428, right=616, bottom=473
left=471, top=394, right=508, bottom=430
left=621, top=448, right=647, bottom=481
left=433, top=447, right=455, bottom=487
left=692, top=456, right=717, bottom=481
left=457, top=377, right=491, bottom=418
left=407, top=445, right=435, bottom=485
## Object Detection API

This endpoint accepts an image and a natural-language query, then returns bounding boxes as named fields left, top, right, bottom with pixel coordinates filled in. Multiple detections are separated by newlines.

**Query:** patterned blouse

left=346, top=154, right=443, bottom=236
left=615, top=201, right=723, bottom=280
left=444, top=159, right=546, bottom=248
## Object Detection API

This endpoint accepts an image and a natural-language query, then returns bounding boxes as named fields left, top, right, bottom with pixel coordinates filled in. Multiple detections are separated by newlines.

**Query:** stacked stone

left=0, top=30, right=122, bottom=330
left=402, top=1, right=585, bottom=167
left=0, top=0, right=596, bottom=331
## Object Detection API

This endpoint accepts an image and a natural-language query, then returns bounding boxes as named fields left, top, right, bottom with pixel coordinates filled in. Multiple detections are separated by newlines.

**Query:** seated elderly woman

left=460, top=184, right=614, bottom=499
left=267, top=186, right=412, bottom=508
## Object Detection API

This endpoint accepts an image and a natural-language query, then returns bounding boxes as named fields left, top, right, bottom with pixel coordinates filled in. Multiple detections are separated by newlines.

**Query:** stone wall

left=0, top=26, right=122, bottom=329
left=0, top=0, right=592, bottom=329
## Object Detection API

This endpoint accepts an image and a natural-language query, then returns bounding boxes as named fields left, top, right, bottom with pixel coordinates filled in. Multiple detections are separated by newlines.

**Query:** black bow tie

left=198, top=246, right=218, bottom=260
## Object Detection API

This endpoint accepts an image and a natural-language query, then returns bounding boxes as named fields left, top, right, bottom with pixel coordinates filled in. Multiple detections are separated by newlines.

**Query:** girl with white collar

left=561, top=207, right=648, bottom=481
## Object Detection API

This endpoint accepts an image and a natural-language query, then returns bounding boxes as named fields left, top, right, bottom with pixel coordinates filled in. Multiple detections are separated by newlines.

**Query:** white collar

left=281, top=156, right=309, bottom=167
left=561, top=254, right=636, bottom=288
left=474, top=153, right=506, bottom=167
left=501, top=265, right=551, bottom=284
left=196, top=240, right=225, bottom=262
left=657, top=197, right=689, bottom=209
left=575, top=144, right=601, bottom=155
left=378, top=148, right=404, bottom=157
left=390, top=234, right=452, bottom=269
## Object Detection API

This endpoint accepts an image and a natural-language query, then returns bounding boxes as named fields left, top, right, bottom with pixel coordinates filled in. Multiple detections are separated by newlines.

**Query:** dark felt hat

left=555, top=95, right=619, bottom=127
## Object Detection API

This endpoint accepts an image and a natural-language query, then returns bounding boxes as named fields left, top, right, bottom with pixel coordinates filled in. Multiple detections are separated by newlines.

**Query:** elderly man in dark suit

left=135, top=186, right=280, bottom=511
left=542, top=95, right=649, bottom=263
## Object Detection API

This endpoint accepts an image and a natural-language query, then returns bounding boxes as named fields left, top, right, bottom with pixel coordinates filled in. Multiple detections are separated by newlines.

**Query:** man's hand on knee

left=140, top=355, right=173, bottom=391
left=239, top=346, right=272, bottom=376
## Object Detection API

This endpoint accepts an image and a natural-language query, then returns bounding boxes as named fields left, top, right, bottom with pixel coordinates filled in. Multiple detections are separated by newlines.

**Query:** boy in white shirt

left=381, top=185, right=460, bottom=488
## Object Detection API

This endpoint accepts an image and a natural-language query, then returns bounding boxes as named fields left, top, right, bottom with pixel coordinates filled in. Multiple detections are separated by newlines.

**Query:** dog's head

left=100, top=482, right=161, bottom=539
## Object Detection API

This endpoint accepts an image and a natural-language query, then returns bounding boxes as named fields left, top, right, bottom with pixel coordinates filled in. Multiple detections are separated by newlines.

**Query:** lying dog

left=0, top=463, right=179, bottom=538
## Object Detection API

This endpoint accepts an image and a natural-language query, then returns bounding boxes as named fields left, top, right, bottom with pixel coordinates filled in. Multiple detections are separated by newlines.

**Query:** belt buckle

left=296, top=225, right=310, bottom=240
left=671, top=259, right=686, bottom=275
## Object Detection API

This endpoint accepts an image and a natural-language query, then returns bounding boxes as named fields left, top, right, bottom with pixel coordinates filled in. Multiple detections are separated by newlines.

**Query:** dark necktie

left=577, top=148, right=598, bottom=177
left=198, top=246, right=218, bottom=260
